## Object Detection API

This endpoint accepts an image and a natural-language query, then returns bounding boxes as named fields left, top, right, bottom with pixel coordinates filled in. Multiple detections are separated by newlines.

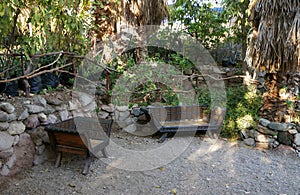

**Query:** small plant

left=39, top=90, right=46, bottom=95
left=286, top=100, right=294, bottom=110
left=95, top=107, right=100, bottom=113
left=47, top=86, right=54, bottom=91
left=68, top=78, right=74, bottom=86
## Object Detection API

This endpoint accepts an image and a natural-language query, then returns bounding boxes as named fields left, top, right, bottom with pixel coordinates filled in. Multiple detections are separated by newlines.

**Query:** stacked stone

left=0, top=91, right=111, bottom=176
left=114, top=106, right=136, bottom=133
left=242, top=118, right=300, bottom=156
left=114, top=106, right=158, bottom=136
left=0, top=102, right=34, bottom=176
left=257, top=72, right=300, bottom=122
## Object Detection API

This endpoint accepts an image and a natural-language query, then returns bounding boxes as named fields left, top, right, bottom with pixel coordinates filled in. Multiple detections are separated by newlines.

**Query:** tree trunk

left=246, top=0, right=300, bottom=121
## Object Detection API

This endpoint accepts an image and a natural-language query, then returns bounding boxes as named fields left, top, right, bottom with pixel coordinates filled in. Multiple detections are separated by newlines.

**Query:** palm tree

left=93, top=0, right=169, bottom=40
left=246, top=0, right=299, bottom=78
left=246, top=0, right=299, bottom=121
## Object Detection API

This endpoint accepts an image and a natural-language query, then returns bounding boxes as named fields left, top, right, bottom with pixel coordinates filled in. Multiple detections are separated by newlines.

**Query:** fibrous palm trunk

left=246, top=0, right=300, bottom=121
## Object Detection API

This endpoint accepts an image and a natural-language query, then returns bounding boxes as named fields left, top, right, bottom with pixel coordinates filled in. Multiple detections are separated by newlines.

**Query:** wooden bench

left=45, top=117, right=113, bottom=175
left=140, top=105, right=224, bottom=142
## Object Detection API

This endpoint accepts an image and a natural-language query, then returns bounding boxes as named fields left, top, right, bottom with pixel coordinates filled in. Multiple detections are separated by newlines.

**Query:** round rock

left=0, top=122, right=9, bottom=131
left=0, top=102, right=15, bottom=114
left=0, top=111, right=9, bottom=122
left=33, top=96, right=47, bottom=107
left=18, top=109, right=29, bottom=121
left=294, top=133, right=300, bottom=146
left=38, top=113, right=48, bottom=123
left=25, top=115, right=40, bottom=129
left=243, top=138, right=255, bottom=146
left=0, top=132, right=14, bottom=150
left=7, top=121, right=26, bottom=135
left=25, top=105, right=45, bottom=114
left=267, top=122, right=294, bottom=131
left=123, top=124, right=137, bottom=133
left=259, top=118, right=271, bottom=127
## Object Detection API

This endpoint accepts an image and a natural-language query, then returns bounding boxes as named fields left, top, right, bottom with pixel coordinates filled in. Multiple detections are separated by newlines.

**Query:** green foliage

left=197, top=87, right=211, bottom=106
left=169, top=53, right=194, bottom=73
left=95, top=107, right=100, bottom=113
left=222, top=85, right=263, bottom=139
left=109, top=52, right=198, bottom=107
left=221, top=0, right=251, bottom=41
left=0, top=0, right=93, bottom=56
left=169, top=0, right=228, bottom=49
left=286, top=100, right=294, bottom=110
left=221, top=0, right=251, bottom=58
left=197, top=84, right=263, bottom=139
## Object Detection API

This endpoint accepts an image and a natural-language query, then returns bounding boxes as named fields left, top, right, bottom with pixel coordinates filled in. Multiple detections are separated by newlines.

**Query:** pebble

left=118, top=111, right=130, bottom=121
left=25, top=115, right=40, bottom=129
left=46, top=114, right=57, bottom=124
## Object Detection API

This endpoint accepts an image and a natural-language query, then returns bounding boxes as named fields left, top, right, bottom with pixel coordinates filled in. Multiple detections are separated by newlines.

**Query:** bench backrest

left=147, top=105, right=208, bottom=122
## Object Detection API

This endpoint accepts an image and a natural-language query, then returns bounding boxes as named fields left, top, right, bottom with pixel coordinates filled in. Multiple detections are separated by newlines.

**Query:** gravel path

left=1, top=132, right=300, bottom=195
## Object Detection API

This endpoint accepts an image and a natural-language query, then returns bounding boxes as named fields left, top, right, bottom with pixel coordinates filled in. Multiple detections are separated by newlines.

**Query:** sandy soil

left=1, top=131, right=300, bottom=195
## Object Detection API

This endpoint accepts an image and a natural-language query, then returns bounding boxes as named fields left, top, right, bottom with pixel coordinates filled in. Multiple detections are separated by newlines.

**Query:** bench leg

left=207, top=130, right=218, bottom=139
left=82, top=154, right=93, bottom=175
left=158, top=133, right=169, bottom=143
left=101, top=148, right=108, bottom=158
left=55, top=152, right=62, bottom=167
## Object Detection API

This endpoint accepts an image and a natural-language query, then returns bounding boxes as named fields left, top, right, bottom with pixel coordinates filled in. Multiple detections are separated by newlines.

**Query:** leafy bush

left=197, top=84, right=262, bottom=139
left=222, top=85, right=263, bottom=139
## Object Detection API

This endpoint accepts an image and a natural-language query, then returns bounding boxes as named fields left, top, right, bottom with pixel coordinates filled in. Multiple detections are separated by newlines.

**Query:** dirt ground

left=1, top=130, right=300, bottom=195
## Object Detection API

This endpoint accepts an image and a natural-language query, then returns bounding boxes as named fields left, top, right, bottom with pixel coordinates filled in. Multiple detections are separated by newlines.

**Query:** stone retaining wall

left=242, top=118, right=300, bottom=156
left=2, top=79, right=300, bottom=176
left=0, top=91, right=115, bottom=176
left=243, top=71, right=300, bottom=155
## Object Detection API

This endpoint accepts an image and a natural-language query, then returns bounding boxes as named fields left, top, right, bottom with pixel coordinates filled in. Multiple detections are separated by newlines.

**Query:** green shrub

left=222, top=85, right=263, bottom=139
